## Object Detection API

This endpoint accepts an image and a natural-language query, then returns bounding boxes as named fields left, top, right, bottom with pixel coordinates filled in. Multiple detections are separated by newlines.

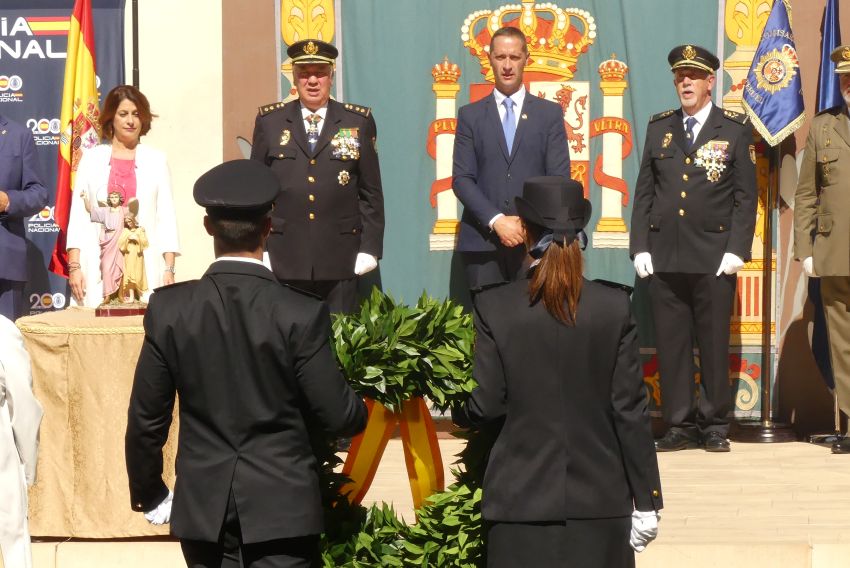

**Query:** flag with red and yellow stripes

left=49, top=0, right=101, bottom=277
left=341, top=398, right=444, bottom=512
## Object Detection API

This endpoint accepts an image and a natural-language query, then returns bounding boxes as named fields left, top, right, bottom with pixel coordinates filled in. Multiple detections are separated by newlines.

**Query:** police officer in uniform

left=250, top=39, right=384, bottom=314
left=125, top=160, right=367, bottom=567
left=630, top=45, right=757, bottom=452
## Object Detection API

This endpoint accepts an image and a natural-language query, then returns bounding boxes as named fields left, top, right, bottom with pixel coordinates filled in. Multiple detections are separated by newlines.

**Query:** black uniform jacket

left=250, top=99, right=384, bottom=281
left=630, top=105, right=757, bottom=272
left=125, top=260, right=367, bottom=543
left=454, top=278, right=663, bottom=521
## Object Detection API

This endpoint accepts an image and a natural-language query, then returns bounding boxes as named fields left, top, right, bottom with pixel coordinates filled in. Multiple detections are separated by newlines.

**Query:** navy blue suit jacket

left=0, top=114, right=48, bottom=281
left=452, top=92, right=570, bottom=252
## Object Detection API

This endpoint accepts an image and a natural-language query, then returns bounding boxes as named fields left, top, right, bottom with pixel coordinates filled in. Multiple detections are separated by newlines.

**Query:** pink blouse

left=108, top=157, right=137, bottom=201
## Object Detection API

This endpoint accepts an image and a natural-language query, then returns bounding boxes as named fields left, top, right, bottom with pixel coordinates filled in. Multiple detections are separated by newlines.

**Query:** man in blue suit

left=0, top=114, right=48, bottom=320
left=452, top=26, right=571, bottom=291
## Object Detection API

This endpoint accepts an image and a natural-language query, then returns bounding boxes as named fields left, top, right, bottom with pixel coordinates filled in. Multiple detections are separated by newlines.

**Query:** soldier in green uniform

left=630, top=45, right=757, bottom=453
left=250, top=39, right=384, bottom=313
left=794, top=45, right=850, bottom=455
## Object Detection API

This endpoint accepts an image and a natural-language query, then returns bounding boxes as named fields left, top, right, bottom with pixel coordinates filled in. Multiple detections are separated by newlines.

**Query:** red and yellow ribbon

left=341, top=397, right=444, bottom=510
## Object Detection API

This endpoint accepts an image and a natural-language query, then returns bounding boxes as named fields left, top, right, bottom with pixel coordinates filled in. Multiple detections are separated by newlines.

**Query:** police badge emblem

left=753, top=45, right=799, bottom=95
left=338, top=170, right=351, bottom=186
left=280, top=129, right=291, bottom=146
left=683, top=45, right=697, bottom=60
left=304, top=41, right=318, bottom=55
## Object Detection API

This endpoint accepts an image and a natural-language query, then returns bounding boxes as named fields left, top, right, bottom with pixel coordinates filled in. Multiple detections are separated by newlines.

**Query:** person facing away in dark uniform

left=250, top=39, right=384, bottom=314
left=453, top=177, right=662, bottom=567
left=630, top=45, right=757, bottom=453
left=125, top=159, right=367, bottom=568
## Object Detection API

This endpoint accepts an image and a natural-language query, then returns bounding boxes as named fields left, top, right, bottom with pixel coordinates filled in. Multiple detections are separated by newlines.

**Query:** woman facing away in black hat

left=453, top=176, right=663, bottom=567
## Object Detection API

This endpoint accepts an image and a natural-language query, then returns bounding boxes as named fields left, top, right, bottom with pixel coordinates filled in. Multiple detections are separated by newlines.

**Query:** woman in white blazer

left=66, top=85, right=179, bottom=307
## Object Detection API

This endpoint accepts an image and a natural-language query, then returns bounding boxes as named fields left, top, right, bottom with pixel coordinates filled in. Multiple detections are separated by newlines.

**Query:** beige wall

left=122, top=1, right=224, bottom=281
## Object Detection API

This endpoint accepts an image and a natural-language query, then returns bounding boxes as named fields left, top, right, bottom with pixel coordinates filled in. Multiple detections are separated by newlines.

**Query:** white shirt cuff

left=488, top=213, right=504, bottom=230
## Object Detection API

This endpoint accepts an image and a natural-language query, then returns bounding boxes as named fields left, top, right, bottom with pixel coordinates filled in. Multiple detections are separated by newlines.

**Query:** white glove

left=802, top=256, right=816, bottom=278
left=716, top=252, right=745, bottom=276
left=354, top=252, right=378, bottom=276
left=633, top=252, right=654, bottom=279
left=144, top=490, right=173, bottom=525
left=630, top=509, right=660, bottom=552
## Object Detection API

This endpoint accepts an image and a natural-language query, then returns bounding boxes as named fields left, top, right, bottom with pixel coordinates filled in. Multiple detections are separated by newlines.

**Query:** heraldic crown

left=461, top=0, right=596, bottom=82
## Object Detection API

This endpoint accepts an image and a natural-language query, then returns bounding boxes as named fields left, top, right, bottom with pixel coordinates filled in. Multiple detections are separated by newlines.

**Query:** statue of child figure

left=118, top=210, right=149, bottom=303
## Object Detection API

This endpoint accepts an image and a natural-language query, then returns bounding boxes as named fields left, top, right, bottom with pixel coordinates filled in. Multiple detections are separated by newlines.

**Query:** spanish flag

left=49, top=0, right=101, bottom=277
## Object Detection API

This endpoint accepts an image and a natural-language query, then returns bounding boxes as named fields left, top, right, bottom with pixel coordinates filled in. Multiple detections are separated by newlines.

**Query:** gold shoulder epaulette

left=343, top=103, right=371, bottom=117
left=258, top=101, right=287, bottom=116
left=650, top=109, right=675, bottom=123
left=722, top=108, right=748, bottom=125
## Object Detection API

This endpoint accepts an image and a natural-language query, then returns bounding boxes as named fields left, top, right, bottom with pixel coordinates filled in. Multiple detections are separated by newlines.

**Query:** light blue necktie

left=685, top=116, right=697, bottom=149
left=502, top=97, right=516, bottom=154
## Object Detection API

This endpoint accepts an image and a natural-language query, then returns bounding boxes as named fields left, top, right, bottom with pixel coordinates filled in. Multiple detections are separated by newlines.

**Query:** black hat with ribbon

left=515, top=176, right=591, bottom=258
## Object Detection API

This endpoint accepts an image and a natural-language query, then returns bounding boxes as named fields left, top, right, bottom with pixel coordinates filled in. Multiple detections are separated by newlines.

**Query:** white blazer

left=66, top=143, right=180, bottom=307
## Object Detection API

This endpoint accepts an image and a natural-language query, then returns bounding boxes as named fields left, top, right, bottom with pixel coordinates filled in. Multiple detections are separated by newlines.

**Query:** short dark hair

left=489, top=26, right=528, bottom=53
left=99, top=85, right=155, bottom=140
left=206, top=214, right=268, bottom=253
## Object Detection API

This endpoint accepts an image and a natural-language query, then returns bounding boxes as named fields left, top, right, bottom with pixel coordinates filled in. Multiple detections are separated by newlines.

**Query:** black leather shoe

left=655, top=429, right=700, bottom=452
left=831, top=436, right=850, bottom=454
left=703, top=431, right=731, bottom=452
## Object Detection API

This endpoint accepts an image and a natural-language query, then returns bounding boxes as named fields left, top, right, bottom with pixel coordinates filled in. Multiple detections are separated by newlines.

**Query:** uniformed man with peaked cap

left=630, top=44, right=757, bottom=453
left=794, top=45, right=850, bottom=454
left=125, top=159, right=367, bottom=566
left=250, top=39, right=384, bottom=314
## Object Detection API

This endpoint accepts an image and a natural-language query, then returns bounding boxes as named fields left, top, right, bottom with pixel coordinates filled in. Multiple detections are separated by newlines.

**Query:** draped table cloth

left=17, top=308, right=177, bottom=538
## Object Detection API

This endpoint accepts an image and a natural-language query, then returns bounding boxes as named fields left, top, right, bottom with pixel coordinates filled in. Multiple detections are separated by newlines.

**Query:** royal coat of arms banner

left=276, top=0, right=784, bottom=418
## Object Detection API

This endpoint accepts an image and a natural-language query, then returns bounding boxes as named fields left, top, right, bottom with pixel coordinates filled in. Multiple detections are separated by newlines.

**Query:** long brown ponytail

left=524, top=222, right=583, bottom=325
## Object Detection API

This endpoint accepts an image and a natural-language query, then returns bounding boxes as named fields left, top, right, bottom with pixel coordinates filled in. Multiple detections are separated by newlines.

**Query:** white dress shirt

left=493, top=85, right=527, bottom=128
left=215, top=256, right=269, bottom=269
left=300, top=105, right=328, bottom=138
left=488, top=86, right=528, bottom=228
left=682, top=102, right=713, bottom=143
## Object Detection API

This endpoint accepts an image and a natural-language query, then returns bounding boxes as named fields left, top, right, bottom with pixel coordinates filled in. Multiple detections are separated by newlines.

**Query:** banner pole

left=132, top=0, right=139, bottom=87
left=732, top=144, right=795, bottom=442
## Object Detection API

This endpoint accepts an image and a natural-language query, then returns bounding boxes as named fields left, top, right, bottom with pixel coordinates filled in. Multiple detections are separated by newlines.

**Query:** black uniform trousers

left=180, top=490, right=319, bottom=568
left=280, top=277, right=358, bottom=315
left=462, top=246, right=528, bottom=292
left=648, top=272, right=737, bottom=436
left=486, top=517, right=633, bottom=568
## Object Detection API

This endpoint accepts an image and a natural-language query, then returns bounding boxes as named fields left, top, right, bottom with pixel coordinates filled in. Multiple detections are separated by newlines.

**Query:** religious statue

left=81, top=188, right=127, bottom=304
left=118, top=212, right=149, bottom=303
